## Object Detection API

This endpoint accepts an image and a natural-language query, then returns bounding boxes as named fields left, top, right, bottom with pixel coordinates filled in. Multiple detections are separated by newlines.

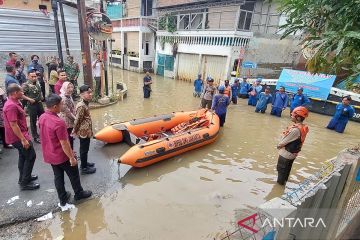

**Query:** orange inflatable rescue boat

left=94, top=109, right=220, bottom=167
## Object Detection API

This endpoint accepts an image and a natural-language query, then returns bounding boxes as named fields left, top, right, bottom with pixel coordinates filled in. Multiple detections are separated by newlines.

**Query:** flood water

left=32, top=69, right=360, bottom=240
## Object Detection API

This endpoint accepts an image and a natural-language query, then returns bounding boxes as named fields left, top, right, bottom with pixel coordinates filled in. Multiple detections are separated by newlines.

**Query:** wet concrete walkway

left=0, top=138, right=129, bottom=227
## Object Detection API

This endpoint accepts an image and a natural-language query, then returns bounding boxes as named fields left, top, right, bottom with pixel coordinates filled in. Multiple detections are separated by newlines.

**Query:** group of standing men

left=2, top=52, right=99, bottom=207
left=195, top=74, right=355, bottom=133
left=194, top=74, right=356, bottom=186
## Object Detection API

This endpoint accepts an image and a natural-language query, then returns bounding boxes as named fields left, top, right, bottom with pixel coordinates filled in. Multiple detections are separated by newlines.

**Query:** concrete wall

left=242, top=35, right=301, bottom=78
left=157, top=0, right=193, bottom=8
left=1, top=0, right=51, bottom=11
left=126, top=32, right=139, bottom=54
left=112, top=32, right=122, bottom=51
left=127, top=0, right=140, bottom=18
left=207, top=5, right=238, bottom=30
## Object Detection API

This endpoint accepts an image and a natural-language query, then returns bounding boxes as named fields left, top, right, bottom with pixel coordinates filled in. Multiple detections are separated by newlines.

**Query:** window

left=130, top=60, right=139, bottom=67
left=143, top=61, right=152, bottom=70
left=240, top=1, right=255, bottom=11
left=238, top=0, right=255, bottom=30
left=179, top=14, right=190, bottom=30
left=141, top=0, right=153, bottom=16
left=112, top=57, right=121, bottom=65
left=190, top=13, right=203, bottom=30
left=145, top=42, right=150, bottom=55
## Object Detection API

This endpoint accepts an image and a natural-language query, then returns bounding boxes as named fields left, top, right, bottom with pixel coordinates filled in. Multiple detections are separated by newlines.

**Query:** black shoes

left=60, top=191, right=72, bottom=206
left=18, top=175, right=38, bottom=184
left=21, top=182, right=40, bottom=190
left=74, top=190, right=92, bottom=201
left=87, top=162, right=95, bottom=167
left=30, top=174, right=38, bottom=181
left=34, top=138, right=41, bottom=144
left=4, top=144, right=14, bottom=149
left=81, top=167, right=96, bottom=175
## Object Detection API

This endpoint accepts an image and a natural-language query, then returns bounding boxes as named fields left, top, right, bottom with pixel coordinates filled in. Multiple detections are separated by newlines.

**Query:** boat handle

left=156, top=147, right=166, bottom=153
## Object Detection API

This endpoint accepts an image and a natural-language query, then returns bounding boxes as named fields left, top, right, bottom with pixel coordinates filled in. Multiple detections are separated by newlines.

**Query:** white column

left=138, top=31, right=143, bottom=73
left=225, top=52, right=232, bottom=80
left=120, top=31, right=125, bottom=69
left=198, top=54, right=202, bottom=76
left=174, top=51, right=180, bottom=79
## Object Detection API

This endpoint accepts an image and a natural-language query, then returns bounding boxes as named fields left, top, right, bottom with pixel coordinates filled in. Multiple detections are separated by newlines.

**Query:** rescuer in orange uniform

left=276, top=106, right=309, bottom=185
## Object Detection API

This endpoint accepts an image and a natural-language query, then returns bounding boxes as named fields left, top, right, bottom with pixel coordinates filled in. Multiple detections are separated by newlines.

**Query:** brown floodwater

left=32, top=69, right=360, bottom=240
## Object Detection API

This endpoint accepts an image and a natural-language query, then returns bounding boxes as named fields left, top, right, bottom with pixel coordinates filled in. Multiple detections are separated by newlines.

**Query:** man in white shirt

left=92, top=53, right=103, bottom=97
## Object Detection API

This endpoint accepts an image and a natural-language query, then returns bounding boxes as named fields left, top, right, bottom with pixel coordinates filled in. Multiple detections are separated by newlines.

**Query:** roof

left=156, top=0, right=245, bottom=11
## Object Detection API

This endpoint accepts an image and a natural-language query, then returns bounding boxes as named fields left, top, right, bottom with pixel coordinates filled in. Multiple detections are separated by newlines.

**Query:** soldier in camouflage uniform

left=23, top=69, right=44, bottom=144
left=64, top=55, right=80, bottom=98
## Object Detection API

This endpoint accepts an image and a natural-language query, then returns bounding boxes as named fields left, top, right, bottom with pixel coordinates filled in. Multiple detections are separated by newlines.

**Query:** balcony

left=112, top=17, right=157, bottom=32
left=157, top=30, right=251, bottom=48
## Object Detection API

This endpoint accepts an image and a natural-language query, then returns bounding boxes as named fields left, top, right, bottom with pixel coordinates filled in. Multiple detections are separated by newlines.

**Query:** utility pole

left=59, top=0, right=70, bottom=56
left=51, top=0, right=64, bottom=67
left=77, top=0, right=93, bottom=88
left=100, top=0, right=109, bottom=96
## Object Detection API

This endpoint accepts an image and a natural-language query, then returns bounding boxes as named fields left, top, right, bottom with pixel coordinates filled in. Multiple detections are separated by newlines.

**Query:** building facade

left=108, top=0, right=157, bottom=73
left=154, top=0, right=301, bottom=82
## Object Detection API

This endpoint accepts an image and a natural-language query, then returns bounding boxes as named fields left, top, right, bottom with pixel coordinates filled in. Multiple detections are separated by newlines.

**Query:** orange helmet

left=292, top=106, right=309, bottom=118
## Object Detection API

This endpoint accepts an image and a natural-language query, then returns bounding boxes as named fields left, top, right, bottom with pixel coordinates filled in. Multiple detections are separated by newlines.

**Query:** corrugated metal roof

left=0, top=5, right=80, bottom=52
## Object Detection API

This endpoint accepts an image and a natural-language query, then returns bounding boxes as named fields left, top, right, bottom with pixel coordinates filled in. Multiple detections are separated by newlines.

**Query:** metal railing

left=112, top=16, right=157, bottom=29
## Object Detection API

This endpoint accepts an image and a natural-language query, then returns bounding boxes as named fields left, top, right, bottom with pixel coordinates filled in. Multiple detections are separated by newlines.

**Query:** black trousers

left=28, top=102, right=44, bottom=139
left=276, top=155, right=295, bottom=185
left=51, top=160, right=83, bottom=204
left=13, top=141, right=36, bottom=185
left=79, top=137, right=90, bottom=169
left=40, top=81, right=46, bottom=100
left=94, top=77, right=101, bottom=97
left=218, top=113, right=227, bottom=127
left=67, top=128, right=74, bottom=150
left=0, top=127, right=10, bottom=147
left=143, top=85, right=151, bottom=98
left=231, top=96, right=238, bottom=104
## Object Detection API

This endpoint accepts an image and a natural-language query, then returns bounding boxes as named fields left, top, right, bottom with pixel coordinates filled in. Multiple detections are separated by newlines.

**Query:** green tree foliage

left=278, top=0, right=360, bottom=83
left=158, top=15, right=177, bottom=33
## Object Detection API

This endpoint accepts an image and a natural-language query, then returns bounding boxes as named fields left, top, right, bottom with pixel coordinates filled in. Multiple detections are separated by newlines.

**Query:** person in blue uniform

left=211, top=85, right=230, bottom=127
left=231, top=79, right=240, bottom=104
left=143, top=72, right=152, bottom=98
left=239, top=77, right=250, bottom=99
left=326, top=96, right=355, bottom=133
left=290, top=88, right=310, bottom=113
left=255, top=87, right=272, bottom=113
left=193, top=74, right=203, bottom=97
left=248, top=78, right=262, bottom=106
left=271, top=86, right=288, bottom=117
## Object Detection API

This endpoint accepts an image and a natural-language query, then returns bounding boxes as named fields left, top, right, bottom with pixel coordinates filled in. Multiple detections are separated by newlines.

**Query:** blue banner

left=276, top=69, right=336, bottom=100
left=242, top=61, right=257, bottom=69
